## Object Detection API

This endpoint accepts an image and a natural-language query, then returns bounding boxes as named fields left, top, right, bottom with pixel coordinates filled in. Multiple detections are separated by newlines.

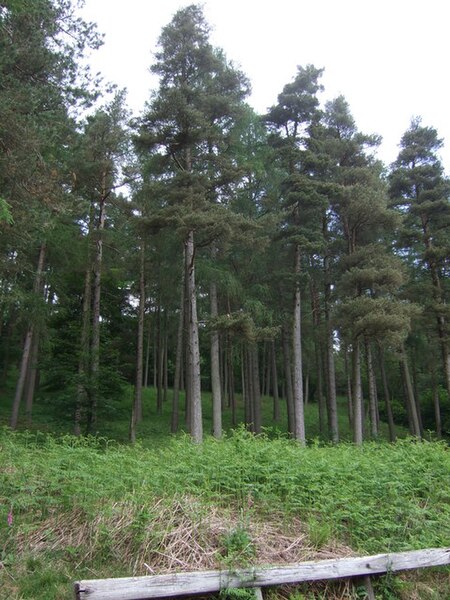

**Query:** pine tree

left=389, top=118, right=450, bottom=399
left=265, top=65, right=325, bottom=442
left=0, top=0, right=100, bottom=427
left=136, top=5, right=249, bottom=442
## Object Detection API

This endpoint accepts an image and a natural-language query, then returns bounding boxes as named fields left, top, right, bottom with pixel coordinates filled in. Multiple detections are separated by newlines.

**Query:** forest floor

left=1, top=387, right=450, bottom=599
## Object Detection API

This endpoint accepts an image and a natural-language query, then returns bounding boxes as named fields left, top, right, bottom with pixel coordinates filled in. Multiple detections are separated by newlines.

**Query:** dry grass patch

left=14, top=494, right=354, bottom=576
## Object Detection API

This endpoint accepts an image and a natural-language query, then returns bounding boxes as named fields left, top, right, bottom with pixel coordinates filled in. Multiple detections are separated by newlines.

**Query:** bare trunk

left=153, top=324, right=157, bottom=390
left=10, top=242, right=46, bottom=430
left=323, top=255, right=338, bottom=442
left=282, top=325, right=295, bottom=436
left=171, top=258, right=185, bottom=434
left=314, top=336, right=327, bottom=435
left=133, top=244, right=146, bottom=426
left=163, top=328, right=168, bottom=404
left=424, top=232, right=450, bottom=397
left=365, top=339, right=379, bottom=439
left=1, top=319, right=16, bottom=390
left=227, top=338, right=236, bottom=426
left=156, top=304, right=163, bottom=415
left=292, top=245, right=305, bottom=443
left=129, top=400, right=136, bottom=444
left=399, top=346, right=421, bottom=439
left=271, top=341, right=280, bottom=422
left=241, top=346, right=249, bottom=425
left=89, top=188, right=107, bottom=432
left=75, top=234, right=93, bottom=436
left=222, top=336, right=228, bottom=408
left=10, top=326, right=34, bottom=429
left=243, top=346, right=253, bottom=428
left=186, top=230, right=202, bottom=443
left=411, top=352, right=424, bottom=437
left=144, top=318, right=151, bottom=388
left=24, top=331, right=39, bottom=425
left=310, top=278, right=326, bottom=436
left=251, top=344, right=262, bottom=434
left=304, top=371, right=309, bottom=406
left=344, top=347, right=353, bottom=431
left=210, top=279, right=222, bottom=438
left=352, top=338, right=363, bottom=446
left=378, top=346, right=396, bottom=442
left=433, top=384, right=442, bottom=439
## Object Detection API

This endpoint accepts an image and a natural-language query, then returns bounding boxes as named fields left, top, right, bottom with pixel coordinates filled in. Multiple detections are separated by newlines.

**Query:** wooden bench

left=74, top=546, right=450, bottom=600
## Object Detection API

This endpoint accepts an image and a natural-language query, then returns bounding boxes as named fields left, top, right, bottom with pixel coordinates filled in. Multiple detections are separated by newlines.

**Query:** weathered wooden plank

left=74, top=547, right=450, bottom=600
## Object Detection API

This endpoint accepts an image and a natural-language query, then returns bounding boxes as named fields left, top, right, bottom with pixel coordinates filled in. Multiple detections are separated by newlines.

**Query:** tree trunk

left=399, top=346, right=421, bottom=439
left=242, top=346, right=249, bottom=426
left=292, top=245, right=305, bottom=443
left=129, top=400, right=136, bottom=445
left=365, top=338, right=379, bottom=439
left=171, top=259, right=185, bottom=434
left=10, top=325, right=34, bottom=430
left=265, top=342, right=272, bottom=398
left=185, top=229, right=202, bottom=443
left=24, top=331, right=39, bottom=425
left=1, top=318, right=15, bottom=391
left=210, top=279, right=222, bottom=438
left=133, top=244, right=146, bottom=426
left=352, top=338, right=363, bottom=445
left=156, top=304, right=163, bottom=415
left=323, top=260, right=338, bottom=443
left=251, top=344, right=262, bottom=434
left=282, top=324, right=295, bottom=436
left=153, top=323, right=157, bottom=390
left=271, top=341, right=280, bottom=422
left=315, top=341, right=326, bottom=436
left=227, top=337, right=236, bottom=426
left=243, top=345, right=253, bottom=428
left=10, top=242, right=46, bottom=430
left=432, top=384, right=442, bottom=439
left=344, top=347, right=353, bottom=431
left=304, top=371, right=309, bottom=406
left=163, top=327, right=168, bottom=404
left=89, top=187, right=107, bottom=433
left=144, top=317, right=151, bottom=388
left=75, top=228, right=93, bottom=436
left=424, top=233, right=450, bottom=398
left=222, top=335, right=228, bottom=408
left=378, top=346, right=396, bottom=442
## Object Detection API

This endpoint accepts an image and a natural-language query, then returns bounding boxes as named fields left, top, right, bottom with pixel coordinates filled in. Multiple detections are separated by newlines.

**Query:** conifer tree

left=137, top=5, right=249, bottom=442
left=0, top=0, right=100, bottom=427
left=71, top=91, right=130, bottom=433
left=389, top=118, right=450, bottom=399
left=265, top=65, right=325, bottom=442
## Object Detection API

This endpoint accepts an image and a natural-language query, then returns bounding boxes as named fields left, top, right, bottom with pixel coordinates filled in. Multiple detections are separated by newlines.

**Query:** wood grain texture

left=74, top=547, right=450, bottom=599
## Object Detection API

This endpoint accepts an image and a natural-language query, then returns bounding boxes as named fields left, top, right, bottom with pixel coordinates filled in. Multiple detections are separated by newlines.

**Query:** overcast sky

left=81, top=0, right=450, bottom=171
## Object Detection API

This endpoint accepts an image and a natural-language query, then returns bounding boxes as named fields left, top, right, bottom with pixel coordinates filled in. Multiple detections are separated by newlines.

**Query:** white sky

left=81, top=0, right=450, bottom=171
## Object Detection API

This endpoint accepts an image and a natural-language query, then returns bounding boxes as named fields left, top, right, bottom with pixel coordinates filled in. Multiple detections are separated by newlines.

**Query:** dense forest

left=1, top=0, right=450, bottom=446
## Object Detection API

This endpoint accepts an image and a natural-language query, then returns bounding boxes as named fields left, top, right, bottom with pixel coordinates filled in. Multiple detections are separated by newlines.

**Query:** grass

left=1, top=426, right=450, bottom=598
left=0, top=384, right=448, bottom=598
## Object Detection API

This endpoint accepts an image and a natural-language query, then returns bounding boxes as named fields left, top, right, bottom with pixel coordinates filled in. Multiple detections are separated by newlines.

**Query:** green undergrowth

left=1, top=426, right=450, bottom=598
left=0, top=378, right=410, bottom=445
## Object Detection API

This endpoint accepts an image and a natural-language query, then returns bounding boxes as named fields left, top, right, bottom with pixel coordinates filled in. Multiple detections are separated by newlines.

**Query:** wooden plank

left=74, top=547, right=450, bottom=600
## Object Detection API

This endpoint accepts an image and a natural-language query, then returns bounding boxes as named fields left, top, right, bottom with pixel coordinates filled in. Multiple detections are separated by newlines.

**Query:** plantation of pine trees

left=1, top=3, right=450, bottom=599
left=1, top=2, right=449, bottom=444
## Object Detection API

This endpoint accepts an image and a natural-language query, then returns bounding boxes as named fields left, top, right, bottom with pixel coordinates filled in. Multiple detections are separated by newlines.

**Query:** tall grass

left=2, top=427, right=449, bottom=550
left=0, top=385, right=448, bottom=599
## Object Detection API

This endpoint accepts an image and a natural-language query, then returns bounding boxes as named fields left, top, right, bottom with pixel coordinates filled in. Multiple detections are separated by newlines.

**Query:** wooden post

left=354, top=575, right=375, bottom=600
